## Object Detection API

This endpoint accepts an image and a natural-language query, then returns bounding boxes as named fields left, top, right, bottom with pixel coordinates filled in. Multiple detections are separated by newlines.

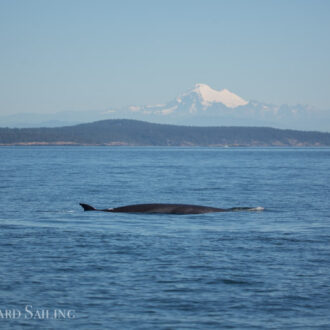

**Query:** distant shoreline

left=1, top=119, right=329, bottom=147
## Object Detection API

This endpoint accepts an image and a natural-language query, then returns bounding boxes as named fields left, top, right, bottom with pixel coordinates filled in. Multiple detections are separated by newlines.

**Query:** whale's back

left=110, top=203, right=224, bottom=214
left=80, top=203, right=264, bottom=214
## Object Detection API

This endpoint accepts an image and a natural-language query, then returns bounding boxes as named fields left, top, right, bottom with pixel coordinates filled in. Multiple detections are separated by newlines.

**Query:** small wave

left=207, top=278, right=251, bottom=285
left=222, top=279, right=250, bottom=285
left=249, top=206, right=264, bottom=211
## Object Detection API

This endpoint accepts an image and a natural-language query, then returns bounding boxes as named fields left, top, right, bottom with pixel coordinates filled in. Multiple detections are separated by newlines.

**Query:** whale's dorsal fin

left=80, top=203, right=96, bottom=211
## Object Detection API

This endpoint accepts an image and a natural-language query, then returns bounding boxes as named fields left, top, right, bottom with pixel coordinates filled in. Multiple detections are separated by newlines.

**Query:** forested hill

left=0, top=119, right=329, bottom=146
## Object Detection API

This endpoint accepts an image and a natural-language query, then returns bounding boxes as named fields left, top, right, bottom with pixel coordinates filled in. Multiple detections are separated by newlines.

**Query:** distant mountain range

left=1, top=83, right=329, bottom=132
left=1, top=119, right=329, bottom=146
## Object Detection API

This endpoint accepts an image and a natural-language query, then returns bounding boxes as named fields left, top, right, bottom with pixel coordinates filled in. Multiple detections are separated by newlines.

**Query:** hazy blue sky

left=1, top=0, right=329, bottom=115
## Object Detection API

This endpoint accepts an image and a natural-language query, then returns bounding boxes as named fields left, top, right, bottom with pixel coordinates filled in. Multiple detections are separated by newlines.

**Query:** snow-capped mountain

left=177, top=83, right=248, bottom=109
left=116, top=83, right=329, bottom=131
left=1, top=83, right=329, bottom=131
left=124, top=83, right=249, bottom=117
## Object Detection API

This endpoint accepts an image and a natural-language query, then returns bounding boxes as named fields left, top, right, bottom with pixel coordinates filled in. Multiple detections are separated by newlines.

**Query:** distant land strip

left=0, top=119, right=329, bottom=147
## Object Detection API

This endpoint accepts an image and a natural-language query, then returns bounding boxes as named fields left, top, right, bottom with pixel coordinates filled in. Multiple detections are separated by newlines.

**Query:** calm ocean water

left=0, top=147, right=329, bottom=329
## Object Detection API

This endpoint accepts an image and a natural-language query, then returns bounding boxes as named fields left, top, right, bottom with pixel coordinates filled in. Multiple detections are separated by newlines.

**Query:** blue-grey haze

left=1, top=0, right=330, bottom=116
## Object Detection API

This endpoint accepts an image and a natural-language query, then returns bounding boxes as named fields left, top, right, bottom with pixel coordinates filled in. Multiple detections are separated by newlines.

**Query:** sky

left=0, top=0, right=330, bottom=115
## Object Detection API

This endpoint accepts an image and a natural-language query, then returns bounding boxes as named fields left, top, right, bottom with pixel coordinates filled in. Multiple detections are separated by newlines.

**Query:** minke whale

left=80, top=203, right=264, bottom=215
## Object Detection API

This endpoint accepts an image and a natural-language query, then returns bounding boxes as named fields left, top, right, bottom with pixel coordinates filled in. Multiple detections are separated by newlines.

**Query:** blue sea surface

left=0, top=147, right=329, bottom=329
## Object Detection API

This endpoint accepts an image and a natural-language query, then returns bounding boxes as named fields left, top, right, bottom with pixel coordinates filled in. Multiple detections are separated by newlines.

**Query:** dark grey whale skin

left=80, top=203, right=262, bottom=215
